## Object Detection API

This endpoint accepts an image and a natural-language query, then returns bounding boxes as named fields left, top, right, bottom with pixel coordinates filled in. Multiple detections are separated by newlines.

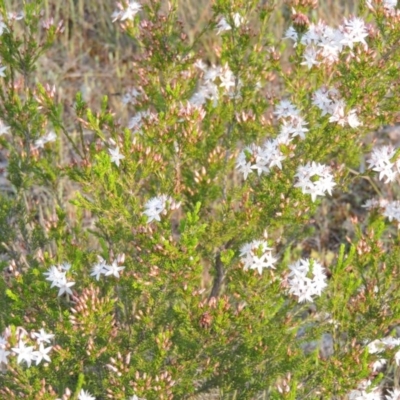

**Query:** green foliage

left=1, top=0, right=400, bottom=399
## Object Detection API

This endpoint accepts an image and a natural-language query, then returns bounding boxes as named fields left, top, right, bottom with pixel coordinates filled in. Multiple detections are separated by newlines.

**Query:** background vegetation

left=3, top=1, right=400, bottom=399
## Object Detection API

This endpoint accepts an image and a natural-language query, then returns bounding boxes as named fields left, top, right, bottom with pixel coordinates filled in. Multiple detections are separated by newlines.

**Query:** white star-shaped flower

left=0, top=335, right=8, bottom=348
left=104, top=260, right=125, bottom=278
left=90, top=259, right=108, bottom=281
left=112, top=1, right=141, bottom=22
left=32, top=328, right=54, bottom=344
left=34, top=131, right=57, bottom=149
left=57, top=279, right=75, bottom=296
left=78, top=389, right=96, bottom=400
left=44, top=265, right=66, bottom=288
left=0, top=18, right=8, bottom=36
left=108, top=146, right=125, bottom=167
left=143, top=195, right=168, bottom=223
left=12, top=340, right=36, bottom=368
left=216, top=17, right=231, bottom=34
left=33, top=342, right=52, bottom=365
left=0, top=120, right=10, bottom=135
left=287, top=259, right=328, bottom=303
left=0, top=348, right=10, bottom=365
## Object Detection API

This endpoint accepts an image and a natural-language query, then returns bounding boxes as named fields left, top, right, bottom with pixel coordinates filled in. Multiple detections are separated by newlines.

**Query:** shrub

left=1, top=0, right=400, bottom=399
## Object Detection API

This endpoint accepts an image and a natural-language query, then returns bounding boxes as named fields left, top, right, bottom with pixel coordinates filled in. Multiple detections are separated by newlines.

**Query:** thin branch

left=208, top=251, right=225, bottom=300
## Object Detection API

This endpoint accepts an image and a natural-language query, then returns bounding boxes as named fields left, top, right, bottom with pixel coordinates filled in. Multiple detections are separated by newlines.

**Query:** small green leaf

left=5, top=289, right=18, bottom=302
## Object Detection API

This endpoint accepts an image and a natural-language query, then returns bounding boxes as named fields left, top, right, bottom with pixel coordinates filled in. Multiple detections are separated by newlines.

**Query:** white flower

left=301, top=46, right=319, bottom=69
left=188, top=63, right=240, bottom=107
left=33, top=342, right=52, bottom=365
left=32, top=328, right=54, bottom=344
left=45, top=131, right=57, bottom=142
left=78, top=389, right=96, bottom=400
left=104, top=260, right=125, bottom=278
left=340, top=17, right=369, bottom=49
left=372, top=358, right=386, bottom=372
left=386, top=388, right=400, bottom=400
left=287, top=259, right=328, bottom=303
left=112, top=1, right=141, bottom=22
left=312, top=87, right=362, bottom=127
left=347, top=109, right=362, bottom=128
left=202, top=81, right=219, bottom=104
left=0, top=348, right=10, bottom=365
left=279, top=115, right=309, bottom=140
left=240, top=239, right=277, bottom=275
left=0, top=335, right=8, bottom=348
left=127, top=396, right=147, bottom=400
left=348, top=379, right=382, bottom=400
left=284, top=26, right=298, bottom=44
left=219, top=65, right=236, bottom=91
left=382, top=200, right=400, bottom=223
left=90, top=257, right=108, bottom=281
left=350, top=388, right=382, bottom=400
left=43, top=264, right=75, bottom=296
left=395, top=348, right=400, bottom=365
left=194, top=59, right=207, bottom=71
left=301, top=22, right=324, bottom=46
left=143, top=195, right=171, bottom=223
left=60, top=262, right=72, bottom=272
left=362, top=198, right=382, bottom=210
left=216, top=17, right=230, bottom=34
left=44, top=265, right=66, bottom=288
left=367, top=145, right=399, bottom=183
left=312, top=87, right=340, bottom=116
left=361, top=199, right=390, bottom=210
left=367, top=339, right=385, bottom=354
left=383, top=0, right=397, bottom=10
left=381, top=336, right=400, bottom=348
left=236, top=150, right=253, bottom=180
left=122, top=87, right=140, bottom=105
left=232, top=13, right=243, bottom=28
left=328, top=99, right=347, bottom=126
left=318, top=26, right=343, bottom=64
left=273, top=99, right=300, bottom=120
left=12, top=340, right=36, bottom=368
left=7, top=11, right=24, bottom=21
left=108, top=146, right=125, bottom=167
left=204, top=65, right=221, bottom=82
left=236, top=140, right=285, bottom=180
left=34, top=131, right=57, bottom=149
left=0, top=17, right=8, bottom=36
left=216, top=13, right=243, bottom=35
left=263, top=139, right=286, bottom=169
left=294, top=162, right=336, bottom=202
left=128, top=110, right=152, bottom=133
left=0, top=119, right=10, bottom=135
left=57, top=279, right=75, bottom=296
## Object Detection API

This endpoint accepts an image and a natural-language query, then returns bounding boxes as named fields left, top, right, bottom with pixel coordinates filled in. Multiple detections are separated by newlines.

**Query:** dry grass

left=4, top=0, right=360, bottom=114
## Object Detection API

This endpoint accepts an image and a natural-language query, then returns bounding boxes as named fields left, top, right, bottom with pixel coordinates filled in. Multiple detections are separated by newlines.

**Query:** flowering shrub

left=2, top=0, right=400, bottom=398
